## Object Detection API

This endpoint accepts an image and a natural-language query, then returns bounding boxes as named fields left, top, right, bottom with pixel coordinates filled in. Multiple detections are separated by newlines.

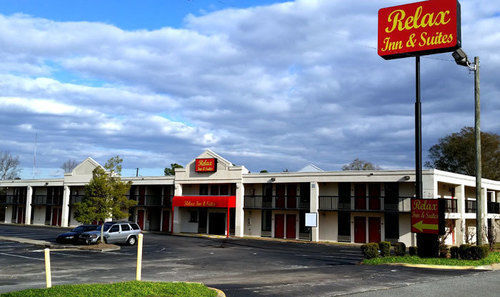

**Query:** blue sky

left=0, top=0, right=499, bottom=179
left=0, top=0, right=288, bottom=29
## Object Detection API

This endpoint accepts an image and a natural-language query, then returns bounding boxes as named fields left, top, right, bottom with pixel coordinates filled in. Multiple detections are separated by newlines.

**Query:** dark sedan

left=56, top=225, right=99, bottom=244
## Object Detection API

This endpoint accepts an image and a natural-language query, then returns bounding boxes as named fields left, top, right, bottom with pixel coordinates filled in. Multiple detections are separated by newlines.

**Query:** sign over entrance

left=195, top=158, right=217, bottom=172
left=378, top=0, right=461, bottom=59
left=411, top=199, right=439, bottom=234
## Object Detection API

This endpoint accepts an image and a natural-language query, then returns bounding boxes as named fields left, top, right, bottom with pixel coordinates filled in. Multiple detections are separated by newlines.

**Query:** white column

left=235, top=182, right=245, bottom=237
left=61, top=186, right=70, bottom=227
left=456, top=184, right=465, bottom=245
left=25, top=186, right=33, bottom=225
left=173, top=184, right=182, bottom=233
left=310, top=181, right=319, bottom=242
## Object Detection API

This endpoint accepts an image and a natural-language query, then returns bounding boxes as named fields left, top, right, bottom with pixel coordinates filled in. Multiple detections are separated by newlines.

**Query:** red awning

left=172, top=196, right=236, bottom=208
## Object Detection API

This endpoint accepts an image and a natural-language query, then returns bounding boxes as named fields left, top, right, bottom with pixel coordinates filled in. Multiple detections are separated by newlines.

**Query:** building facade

left=1, top=150, right=499, bottom=246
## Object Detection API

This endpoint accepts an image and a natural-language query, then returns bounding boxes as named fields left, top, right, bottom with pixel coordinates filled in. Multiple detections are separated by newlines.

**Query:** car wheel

left=127, top=236, right=136, bottom=246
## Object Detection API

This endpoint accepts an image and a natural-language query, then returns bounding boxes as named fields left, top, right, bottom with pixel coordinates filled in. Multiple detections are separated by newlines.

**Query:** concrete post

left=61, top=186, right=70, bottom=227
left=310, top=182, right=319, bottom=242
left=235, top=182, right=245, bottom=237
left=173, top=184, right=182, bottom=233
left=25, top=186, right=32, bottom=225
left=456, top=184, right=466, bottom=245
left=481, top=187, right=488, bottom=243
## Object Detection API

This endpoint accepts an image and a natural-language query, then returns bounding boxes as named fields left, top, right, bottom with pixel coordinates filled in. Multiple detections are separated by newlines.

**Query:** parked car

left=79, top=221, right=141, bottom=245
left=56, top=225, right=99, bottom=244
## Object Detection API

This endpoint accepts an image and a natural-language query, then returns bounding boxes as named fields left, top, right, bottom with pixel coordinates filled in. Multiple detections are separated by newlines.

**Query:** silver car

left=79, top=221, right=141, bottom=246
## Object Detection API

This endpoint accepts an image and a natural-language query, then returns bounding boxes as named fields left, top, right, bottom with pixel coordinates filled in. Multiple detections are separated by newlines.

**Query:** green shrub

left=439, top=244, right=449, bottom=258
left=393, top=242, right=406, bottom=256
left=467, top=245, right=490, bottom=260
left=409, top=246, right=418, bottom=256
left=480, top=245, right=490, bottom=259
left=459, top=244, right=472, bottom=259
left=361, top=243, right=379, bottom=259
left=450, top=246, right=459, bottom=259
left=379, top=241, right=391, bottom=257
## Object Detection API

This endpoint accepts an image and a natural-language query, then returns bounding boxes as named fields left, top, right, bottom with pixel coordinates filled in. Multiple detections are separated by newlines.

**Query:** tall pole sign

left=378, top=0, right=461, bottom=200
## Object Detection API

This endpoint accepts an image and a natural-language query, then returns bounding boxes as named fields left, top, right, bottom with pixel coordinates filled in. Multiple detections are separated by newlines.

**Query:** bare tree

left=0, top=151, right=21, bottom=180
left=342, top=158, right=381, bottom=170
left=61, top=159, right=78, bottom=173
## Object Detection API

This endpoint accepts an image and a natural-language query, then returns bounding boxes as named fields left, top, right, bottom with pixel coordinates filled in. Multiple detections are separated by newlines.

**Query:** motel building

left=1, top=150, right=499, bottom=246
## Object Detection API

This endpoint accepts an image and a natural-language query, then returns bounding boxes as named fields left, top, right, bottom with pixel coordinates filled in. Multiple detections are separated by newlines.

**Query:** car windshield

left=102, top=222, right=115, bottom=231
left=85, top=225, right=98, bottom=231
left=71, top=226, right=85, bottom=232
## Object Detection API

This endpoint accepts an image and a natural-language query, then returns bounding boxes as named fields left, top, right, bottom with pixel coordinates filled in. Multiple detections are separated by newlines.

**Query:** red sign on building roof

left=411, top=199, right=439, bottom=234
left=378, top=0, right=461, bottom=59
left=195, top=158, right=217, bottom=172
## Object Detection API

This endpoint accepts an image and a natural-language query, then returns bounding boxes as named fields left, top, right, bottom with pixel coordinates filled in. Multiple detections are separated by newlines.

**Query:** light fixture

left=270, top=177, right=276, bottom=182
left=404, top=176, right=411, bottom=181
left=452, top=48, right=469, bottom=67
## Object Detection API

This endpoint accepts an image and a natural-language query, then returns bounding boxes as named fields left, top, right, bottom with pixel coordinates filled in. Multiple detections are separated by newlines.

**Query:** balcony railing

left=442, top=198, right=458, bottom=213
left=31, top=195, right=62, bottom=205
left=129, top=195, right=172, bottom=207
left=0, top=195, right=26, bottom=205
left=488, top=202, right=500, bottom=214
left=318, top=196, right=412, bottom=212
left=244, top=195, right=309, bottom=210
left=465, top=200, right=477, bottom=213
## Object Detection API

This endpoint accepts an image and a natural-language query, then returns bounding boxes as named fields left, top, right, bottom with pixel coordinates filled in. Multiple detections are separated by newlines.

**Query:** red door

left=354, top=184, right=366, bottom=210
left=162, top=210, right=170, bottom=232
left=354, top=217, right=366, bottom=243
left=17, top=207, right=25, bottom=224
left=286, top=214, right=296, bottom=239
left=369, top=184, right=381, bottom=210
left=137, top=210, right=145, bottom=230
left=275, top=214, right=284, bottom=238
left=51, top=208, right=59, bottom=226
left=368, top=217, right=381, bottom=243
left=287, top=185, right=296, bottom=208
left=57, top=208, right=62, bottom=226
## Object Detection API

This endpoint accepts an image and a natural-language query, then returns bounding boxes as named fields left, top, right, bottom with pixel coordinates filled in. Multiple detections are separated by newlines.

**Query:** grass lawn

left=0, top=281, right=218, bottom=297
left=362, top=251, right=500, bottom=266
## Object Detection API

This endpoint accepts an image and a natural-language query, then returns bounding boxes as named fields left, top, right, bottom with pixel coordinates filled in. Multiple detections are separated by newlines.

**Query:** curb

left=208, top=287, right=226, bottom=297
left=0, top=235, right=120, bottom=252
left=382, top=262, right=498, bottom=270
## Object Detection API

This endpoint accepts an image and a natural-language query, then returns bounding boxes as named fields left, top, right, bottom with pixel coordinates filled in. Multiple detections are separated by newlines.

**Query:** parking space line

left=0, top=252, right=44, bottom=261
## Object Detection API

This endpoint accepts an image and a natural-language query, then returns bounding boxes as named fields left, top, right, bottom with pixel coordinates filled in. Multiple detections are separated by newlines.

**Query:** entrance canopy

left=172, top=196, right=236, bottom=208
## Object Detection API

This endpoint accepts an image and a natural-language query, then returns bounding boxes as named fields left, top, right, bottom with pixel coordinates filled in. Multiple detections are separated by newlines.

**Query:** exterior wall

left=4, top=206, right=13, bottom=223
left=69, top=208, right=80, bottom=226
left=179, top=208, right=198, bottom=233
left=244, top=210, right=261, bottom=237
left=318, top=212, right=338, bottom=242
left=399, top=213, right=413, bottom=246
left=399, top=183, right=414, bottom=197
left=318, top=183, right=338, bottom=196
left=32, top=206, right=46, bottom=225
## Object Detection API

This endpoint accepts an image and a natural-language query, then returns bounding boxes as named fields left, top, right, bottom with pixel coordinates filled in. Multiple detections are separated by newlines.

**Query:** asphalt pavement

left=0, top=224, right=495, bottom=296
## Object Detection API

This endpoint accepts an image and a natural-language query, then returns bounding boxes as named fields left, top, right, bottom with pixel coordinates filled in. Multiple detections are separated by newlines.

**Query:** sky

left=0, top=0, right=499, bottom=178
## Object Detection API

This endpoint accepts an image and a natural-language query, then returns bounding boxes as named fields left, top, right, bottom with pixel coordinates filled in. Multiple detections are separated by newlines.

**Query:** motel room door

left=286, top=214, right=296, bottom=239
left=162, top=210, right=169, bottom=232
left=208, top=212, right=226, bottom=235
left=137, top=210, right=145, bottom=230
left=368, top=217, right=381, bottom=243
left=274, top=214, right=284, bottom=238
left=354, top=216, right=366, bottom=243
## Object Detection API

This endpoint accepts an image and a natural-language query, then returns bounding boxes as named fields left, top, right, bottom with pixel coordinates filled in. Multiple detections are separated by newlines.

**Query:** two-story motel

left=1, top=150, right=499, bottom=246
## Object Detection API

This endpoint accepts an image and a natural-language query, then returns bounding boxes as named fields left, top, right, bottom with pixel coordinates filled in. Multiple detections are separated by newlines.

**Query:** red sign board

left=172, top=196, right=236, bottom=208
left=378, top=0, right=461, bottom=59
left=411, top=199, right=439, bottom=234
left=195, top=158, right=217, bottom=172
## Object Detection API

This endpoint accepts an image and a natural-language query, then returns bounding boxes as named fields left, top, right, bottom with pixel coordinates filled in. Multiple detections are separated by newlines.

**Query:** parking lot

left=0, top=224, right=491, bottom=297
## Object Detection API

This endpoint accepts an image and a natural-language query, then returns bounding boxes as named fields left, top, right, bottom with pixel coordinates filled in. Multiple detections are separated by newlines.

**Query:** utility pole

left=474, top=56, right=483, bottom=246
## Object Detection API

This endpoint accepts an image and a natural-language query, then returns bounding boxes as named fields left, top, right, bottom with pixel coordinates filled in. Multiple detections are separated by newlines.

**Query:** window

left=199, top=185, right=209, bottom=195
left=131, top=223, right=140, bottom=230
left=109, top=225, right=119, bottom=233
left=219, top=184, right=228, bottom=196
left=385, top=213, right=399, bottom=239
left=261, top=210, right=272, bottom=231
left=338, top=212, right=351, bottom=236
left=121, top=224, right=131, bottom=231
left=210, top=185, right=219, bottom=195
left=189, top=210, right=198, bottom=223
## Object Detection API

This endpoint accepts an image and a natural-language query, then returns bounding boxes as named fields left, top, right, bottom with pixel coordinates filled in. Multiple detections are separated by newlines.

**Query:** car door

left=120, top=223, right=132, bottom=243
left=107, top=224, right=120, bottom=243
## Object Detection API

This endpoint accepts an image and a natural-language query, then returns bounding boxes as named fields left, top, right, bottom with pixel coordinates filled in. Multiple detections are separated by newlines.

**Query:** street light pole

left=474, top=56, right=483, bottom=246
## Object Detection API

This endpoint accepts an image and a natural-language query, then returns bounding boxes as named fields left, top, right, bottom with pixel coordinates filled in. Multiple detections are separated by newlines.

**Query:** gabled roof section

left=66, top=157, right=103, bottom=176
left=298, top=164, right=324, bottom=172
left=190, top=149, right=234, bottom=168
